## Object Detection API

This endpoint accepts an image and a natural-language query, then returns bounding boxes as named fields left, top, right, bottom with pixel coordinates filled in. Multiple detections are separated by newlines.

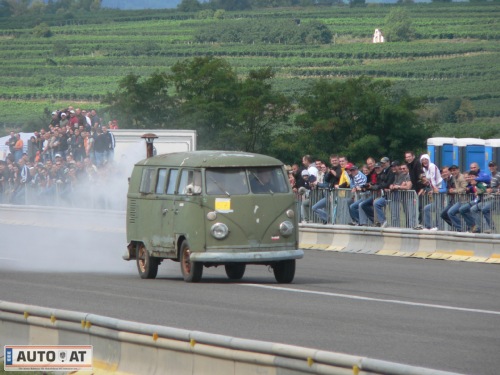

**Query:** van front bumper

left=189, top=249, right=304, bottom=263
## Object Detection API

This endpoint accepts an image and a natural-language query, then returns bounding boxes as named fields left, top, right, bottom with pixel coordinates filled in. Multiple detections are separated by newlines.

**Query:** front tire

left=273, top=259, right=295, bottom=283
left=225, top=263, right=246, bottom=280
left=180, top=240, right=203, bottom=282
left=136, top=243, right=159, bottom=279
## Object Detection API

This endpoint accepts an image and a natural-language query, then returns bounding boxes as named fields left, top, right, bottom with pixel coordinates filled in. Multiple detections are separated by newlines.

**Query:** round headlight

left=211, top=222, right=229, bottom=239
left=279, top=221, right=294, bottom=237
left=286, top=209, right=295, bottom=219
left=207, top=211, right=217, bottom=221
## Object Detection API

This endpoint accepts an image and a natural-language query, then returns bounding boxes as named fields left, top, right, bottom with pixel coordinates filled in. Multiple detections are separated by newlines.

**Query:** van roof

left=136, top=151, right=283, bottom=168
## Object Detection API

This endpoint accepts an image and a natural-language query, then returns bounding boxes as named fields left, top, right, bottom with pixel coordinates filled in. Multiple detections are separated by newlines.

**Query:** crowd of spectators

left=289, top=153, right=500, bottom=234
left=1, top=106, right=125, bottom=208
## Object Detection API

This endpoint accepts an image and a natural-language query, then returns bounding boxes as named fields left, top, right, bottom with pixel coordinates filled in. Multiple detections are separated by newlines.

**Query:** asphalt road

left=1, top=222, right=499, bottom=375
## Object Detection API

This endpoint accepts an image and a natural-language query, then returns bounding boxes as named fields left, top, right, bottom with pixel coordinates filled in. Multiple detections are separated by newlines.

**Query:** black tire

left=136, top=243, right=158, bottom=279
left=273, top=259, right=296, bottom=283
left=180, top=240, right=203, bottom=282
left=224, top=263, right=246, bottom=280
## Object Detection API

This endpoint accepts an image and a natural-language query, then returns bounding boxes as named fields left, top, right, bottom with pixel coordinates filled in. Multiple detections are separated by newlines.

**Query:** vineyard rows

left=0, top=3, right=499, bottom=127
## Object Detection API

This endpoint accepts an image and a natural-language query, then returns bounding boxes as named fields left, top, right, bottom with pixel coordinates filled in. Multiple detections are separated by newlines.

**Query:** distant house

left=373, top=29, right=385, bottom=43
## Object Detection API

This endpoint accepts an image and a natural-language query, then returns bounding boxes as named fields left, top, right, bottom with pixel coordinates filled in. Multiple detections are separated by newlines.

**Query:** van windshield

left=205, top=167, right=289, bottom=195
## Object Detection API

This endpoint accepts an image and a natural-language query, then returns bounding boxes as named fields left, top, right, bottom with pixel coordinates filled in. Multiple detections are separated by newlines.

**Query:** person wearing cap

left=347, top=164, right=368, bottom=226
left=59, top=112, right=69, bottom=128
left=440, top=164, right=467, bottom=229
left=69, top=109, right=79, bottom=128
left=50, top=111, right=60, bottom=127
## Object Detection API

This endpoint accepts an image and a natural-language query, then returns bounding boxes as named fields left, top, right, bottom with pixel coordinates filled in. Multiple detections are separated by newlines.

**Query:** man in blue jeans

left=451, top=163, right=491, bottom=232
left=441, top=165, right=467, bottom=230
left=348, top=165, right=368, bottom=226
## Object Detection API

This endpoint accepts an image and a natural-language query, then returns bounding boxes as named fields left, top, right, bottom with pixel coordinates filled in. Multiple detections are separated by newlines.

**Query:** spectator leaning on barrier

left=468, top=161, right=499, bottom=233
left=358, top=161, right=384, bottom=226
left=388, top=163, right=415, bottom=228
left=422, top=166, right=449, bottom=230
left=312, top=155, right=341, bottom=224
left=348, top=164, right=368, bottom=226
left=302, top=155, right=319, bottom=181
left=405, top=151, right=423, bottom=195
left=298, top=169, right=315, bottom=223
left=455, top=163, right=491, bottom=232
left=440, top=164, right=467, bottom=229
left=352, top=157, right=378, bottom=226
left=372, top=157, right=396, bottom=228
left=336, top=156, right=351, bottom=188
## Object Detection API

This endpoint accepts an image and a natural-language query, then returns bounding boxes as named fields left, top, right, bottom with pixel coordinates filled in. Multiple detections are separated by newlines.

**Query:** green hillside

left=0, top=2, right=499, bottom=132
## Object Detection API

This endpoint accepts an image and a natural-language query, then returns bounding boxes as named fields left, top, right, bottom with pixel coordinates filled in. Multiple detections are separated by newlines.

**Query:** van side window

left=139, top=168, right=156, bottom=194
left=180, top=170, right=202, bottom=195
left=166, top=169, right=178, bottom=195
left=155, top=168, right=167, bottom=194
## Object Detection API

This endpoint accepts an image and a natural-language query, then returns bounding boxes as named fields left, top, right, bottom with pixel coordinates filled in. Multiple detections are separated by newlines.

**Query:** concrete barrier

left=299, top=224, right=500, bottom=264
left=0, top=301, right=462, bottom=375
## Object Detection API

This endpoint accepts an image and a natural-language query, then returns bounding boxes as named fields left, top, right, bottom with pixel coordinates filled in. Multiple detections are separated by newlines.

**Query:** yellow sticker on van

left=215, top=198, right=233, bottom=213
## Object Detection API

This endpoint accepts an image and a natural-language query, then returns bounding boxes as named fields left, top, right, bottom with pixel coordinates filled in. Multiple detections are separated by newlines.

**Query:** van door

left=144, top=168, right=176, bottom=257
left=173, top=169, right=205, bottom=252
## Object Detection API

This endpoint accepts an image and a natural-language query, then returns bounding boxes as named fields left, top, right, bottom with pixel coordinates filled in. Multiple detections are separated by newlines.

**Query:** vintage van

left=124, top=151, right=303, bottom=283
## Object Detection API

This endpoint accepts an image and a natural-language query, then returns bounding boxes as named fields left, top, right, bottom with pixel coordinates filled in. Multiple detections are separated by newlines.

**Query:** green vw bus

left=124, top=151, right=303, bottom=283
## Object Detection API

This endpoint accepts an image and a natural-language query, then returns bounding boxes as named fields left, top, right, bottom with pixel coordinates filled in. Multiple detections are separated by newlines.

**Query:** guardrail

left=0, top=301, right=462, bottom=375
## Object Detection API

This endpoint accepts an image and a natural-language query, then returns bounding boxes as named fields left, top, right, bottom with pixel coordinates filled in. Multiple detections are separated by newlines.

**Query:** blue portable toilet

left=456, top=138, right=486, bottom=172
left=427, top=137, right=458, bottom=168
left=485, top=139, right=500, bottom=170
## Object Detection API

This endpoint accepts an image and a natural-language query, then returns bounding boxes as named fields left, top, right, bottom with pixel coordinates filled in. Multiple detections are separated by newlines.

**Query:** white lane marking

left=241, top=284, right=500, bottom=316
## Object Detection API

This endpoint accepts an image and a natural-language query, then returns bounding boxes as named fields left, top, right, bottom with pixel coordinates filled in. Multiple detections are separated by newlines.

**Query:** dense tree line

left=194, top=18, right=332, bottom=44
left=103, top=56, right=429, bottom=163
left=178, top=0, right=345, bottom=12
left=0, top=0, right=101, bottom=17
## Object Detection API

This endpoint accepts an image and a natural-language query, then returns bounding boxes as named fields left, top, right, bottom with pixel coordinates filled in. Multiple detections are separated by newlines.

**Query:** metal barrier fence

left=298, top=188, right=500, bottom=234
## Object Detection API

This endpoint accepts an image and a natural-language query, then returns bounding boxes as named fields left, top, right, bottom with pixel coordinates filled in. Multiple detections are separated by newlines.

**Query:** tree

left=33, top=22, right=52, bottom=37
left=233, top=67, right=292, bottom=153
left=292, top=77, right=428, bottom=164
left=171, top=57, right=291, bottom=152
left=178, top=0, right=202, bottom=12
left=102, top=72, right=178, bottom=129
left=384, top=7, right=414, bottom=42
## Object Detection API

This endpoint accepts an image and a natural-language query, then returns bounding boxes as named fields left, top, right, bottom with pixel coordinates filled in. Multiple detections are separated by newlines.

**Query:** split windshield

left=205, top=167, right=289, bottom=195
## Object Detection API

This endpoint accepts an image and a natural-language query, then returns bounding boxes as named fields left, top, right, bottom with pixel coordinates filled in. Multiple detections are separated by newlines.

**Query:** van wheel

left=180, top=240, right=203, bottom=282
left=136, top=243, right=158, bottom=279
left=273, top=260, right=295, bottom=283
left=225, top=263, right=246, bottom=280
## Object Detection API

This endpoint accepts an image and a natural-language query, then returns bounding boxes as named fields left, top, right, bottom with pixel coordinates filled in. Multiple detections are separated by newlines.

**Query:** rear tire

left=180, top=240, right=203, bottom=282
left=136, top=243, right=159, bottom=279
left=225, top=263, right=246, bottom=280
left=273, top=260, right=295, bottom=283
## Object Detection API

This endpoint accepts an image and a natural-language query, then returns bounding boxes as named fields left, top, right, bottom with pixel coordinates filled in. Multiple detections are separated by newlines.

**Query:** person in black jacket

left=370, top=157, right=396, bottom=227
left=359, top=156, right=395, bottom=225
